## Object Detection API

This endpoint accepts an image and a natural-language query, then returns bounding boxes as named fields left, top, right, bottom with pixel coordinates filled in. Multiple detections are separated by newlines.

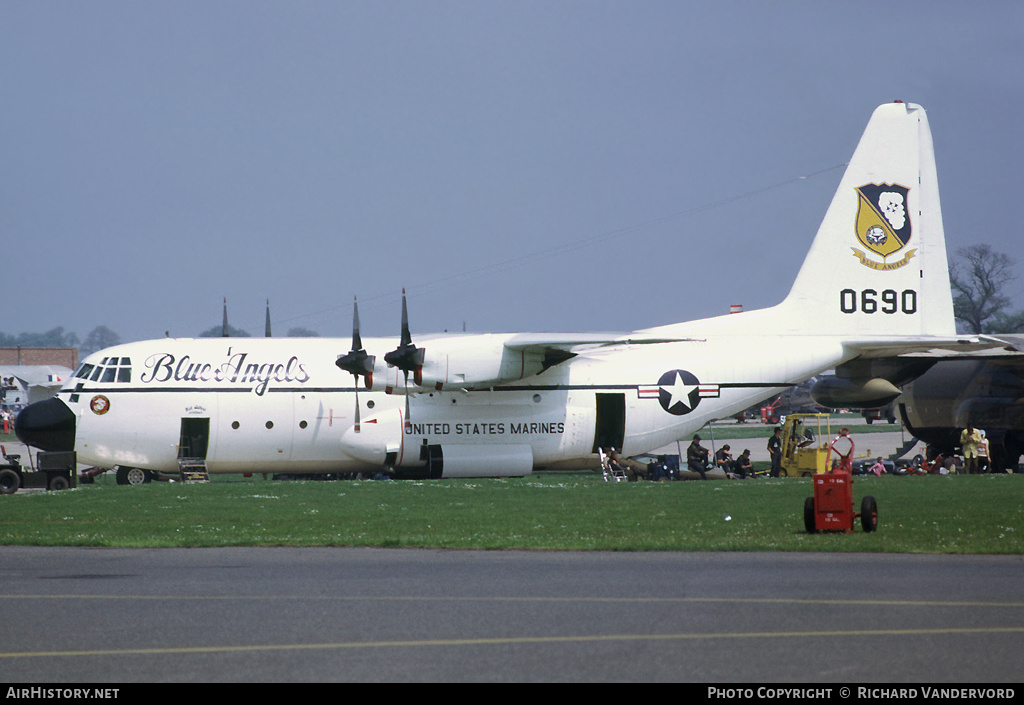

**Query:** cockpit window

left=81, top=358, right=132, bottom=384
left=113, top=358, right=131, bottom=382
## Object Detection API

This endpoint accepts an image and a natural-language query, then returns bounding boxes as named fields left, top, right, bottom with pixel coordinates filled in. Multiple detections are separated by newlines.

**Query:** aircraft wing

left=502, top=332, right=700, bottom=350
left=972, top=334, right=1024, bottom=354
left=499, top=332, right=703, bottom=373
left=506, top=332, right=1010, bottom=362
left=841, top=335, right=1014, bottom=359
left=812, top=335, right=1017, bottom=409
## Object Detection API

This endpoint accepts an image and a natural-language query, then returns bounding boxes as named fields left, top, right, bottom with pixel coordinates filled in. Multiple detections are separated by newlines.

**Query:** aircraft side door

left=593, top=392, right=625, bottom=453
left=178, top=417, right=210, bottom=460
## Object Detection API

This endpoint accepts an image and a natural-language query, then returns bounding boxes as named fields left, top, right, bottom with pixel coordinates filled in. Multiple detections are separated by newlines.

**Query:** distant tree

left=986, top=309, right=1024, bottom=334
left=80, top=326, right=122, bottom=356
left=286, top=327, right=320, bottom=337
left=949, top=245, right=1023, bottom=333
left=0, top=327, right=80, bottom=348
left=199, top=325, right=251, bottom=338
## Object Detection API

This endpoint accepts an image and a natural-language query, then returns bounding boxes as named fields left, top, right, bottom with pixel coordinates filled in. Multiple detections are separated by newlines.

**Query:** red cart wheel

left=860, top=495, right=878, bottom=532
left=804, top=496, right=817, bottom=533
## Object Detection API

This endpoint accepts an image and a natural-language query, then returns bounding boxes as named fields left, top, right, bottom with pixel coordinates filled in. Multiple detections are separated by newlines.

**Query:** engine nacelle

left=395, top=444, right=534, bottom=479
left=340, top=410, right=535, bottom=478
left=810, top=376, right=902, bottom=409
left=369, top=335, right=546, bottom=393
left=339, top=408, right=416, bottom=467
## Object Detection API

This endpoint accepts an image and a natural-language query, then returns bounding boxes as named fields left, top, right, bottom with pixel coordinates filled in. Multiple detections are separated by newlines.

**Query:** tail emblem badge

left=852, top=183, right=916, bottom=271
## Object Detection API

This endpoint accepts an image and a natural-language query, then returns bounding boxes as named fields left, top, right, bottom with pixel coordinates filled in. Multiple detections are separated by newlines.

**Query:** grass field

left=2, top=469, right=1021, bottom=553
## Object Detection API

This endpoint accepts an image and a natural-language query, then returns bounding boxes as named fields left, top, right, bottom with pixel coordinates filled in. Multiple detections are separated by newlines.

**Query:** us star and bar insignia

left=639, top=369, right=719, bottom=416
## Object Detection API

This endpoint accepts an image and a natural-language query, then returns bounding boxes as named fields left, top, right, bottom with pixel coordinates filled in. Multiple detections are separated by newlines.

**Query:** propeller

left=383, top=289, right=425, bottom=429
left=335, top=297, right=375, bottom=431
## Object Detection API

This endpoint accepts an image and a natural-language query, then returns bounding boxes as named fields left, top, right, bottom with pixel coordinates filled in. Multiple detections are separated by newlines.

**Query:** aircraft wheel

left=860, top=495, right=878, bottom=532
left=116, top=466, right=151, bottom=486
left=47, top=474, right=70, bottom=491
left=0, top=468, right=21, bottom=495
left=804, top=496, right=816, bottom=533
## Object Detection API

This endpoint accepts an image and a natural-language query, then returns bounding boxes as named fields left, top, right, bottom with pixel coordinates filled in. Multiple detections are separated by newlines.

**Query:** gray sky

left=3, top=1, right=1022, bottom=343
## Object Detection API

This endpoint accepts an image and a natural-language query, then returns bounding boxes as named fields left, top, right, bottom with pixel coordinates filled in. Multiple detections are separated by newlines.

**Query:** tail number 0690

left=840, top=289, right=917, bottom=315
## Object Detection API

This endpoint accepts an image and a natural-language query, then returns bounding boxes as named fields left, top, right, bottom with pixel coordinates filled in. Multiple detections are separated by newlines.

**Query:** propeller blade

left=404, top=370, right=411, bottom=430
left=334, top=297, right=376, bottom=433
left=379, top=290, right=421, bottom=431
left=351, top=296, right=362, bottom=351
left=399, top=288, right=412, bottom=347
left=353, top=374, right=361, bottom=432
left=336, top=297, right=376, bottom=377
left=384, top=290, right=425, bottom=374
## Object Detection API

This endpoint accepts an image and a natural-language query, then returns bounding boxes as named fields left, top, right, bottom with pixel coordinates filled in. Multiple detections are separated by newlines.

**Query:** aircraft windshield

left=75, top=358, right=132, bottom=384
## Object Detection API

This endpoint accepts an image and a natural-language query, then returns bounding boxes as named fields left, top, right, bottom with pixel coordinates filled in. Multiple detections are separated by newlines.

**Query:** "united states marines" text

left=405, top=421, right=564, bottom=436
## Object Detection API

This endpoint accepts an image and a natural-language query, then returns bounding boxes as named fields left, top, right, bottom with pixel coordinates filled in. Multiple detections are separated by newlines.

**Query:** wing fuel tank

left=810, top=377, right=902, bottom=409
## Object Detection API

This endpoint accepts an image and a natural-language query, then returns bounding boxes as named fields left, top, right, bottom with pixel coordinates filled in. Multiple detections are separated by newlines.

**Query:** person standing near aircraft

left=687, top=434, right=709, bottom=480
left=960, top=424, right=982, bottom=474
left=977, top=430, right=990, bottom=473
left=768, top=427, right=783, bottom=477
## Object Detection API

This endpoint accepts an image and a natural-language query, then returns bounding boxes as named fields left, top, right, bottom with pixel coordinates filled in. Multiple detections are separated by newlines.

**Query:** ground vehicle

left=0, top=445, right=77, bottom=494
left=804, top=469, right=878, bottom=533
left=760, top=397, right=783, bottom=425
left=778, top=413, right=833, bottom=477
left=778, top=413, right=884, bottom=477
left=862, top=404, right=897, bottom=424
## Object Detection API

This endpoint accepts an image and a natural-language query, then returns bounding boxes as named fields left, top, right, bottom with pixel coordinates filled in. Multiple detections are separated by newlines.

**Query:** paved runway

left=1, top=547, right=1021, bottom=683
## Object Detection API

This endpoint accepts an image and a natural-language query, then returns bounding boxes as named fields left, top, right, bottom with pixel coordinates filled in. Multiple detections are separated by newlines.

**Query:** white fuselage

left=23, top=102, right=966, bottom=480
left=60, top=332, right=843, bottom=477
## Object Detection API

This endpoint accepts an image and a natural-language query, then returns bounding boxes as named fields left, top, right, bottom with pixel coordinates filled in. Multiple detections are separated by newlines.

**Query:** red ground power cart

left=803, top=469, right=878, bottom=533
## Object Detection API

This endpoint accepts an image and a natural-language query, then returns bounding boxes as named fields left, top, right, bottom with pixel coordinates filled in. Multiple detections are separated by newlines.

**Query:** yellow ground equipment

left=779, top=413, right=833, bottom=477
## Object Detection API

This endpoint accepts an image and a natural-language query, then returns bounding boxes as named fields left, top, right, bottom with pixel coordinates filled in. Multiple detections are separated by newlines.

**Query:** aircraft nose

left=15, top=398, right=76, bottom=452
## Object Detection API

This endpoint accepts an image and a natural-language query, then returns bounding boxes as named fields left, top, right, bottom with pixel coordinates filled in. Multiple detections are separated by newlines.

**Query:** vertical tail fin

left=781, top=102, right=955, bottom=337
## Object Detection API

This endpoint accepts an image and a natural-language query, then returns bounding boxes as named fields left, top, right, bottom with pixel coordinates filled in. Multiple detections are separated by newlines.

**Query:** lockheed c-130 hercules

left=16, top=102, right=998, bottom=483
